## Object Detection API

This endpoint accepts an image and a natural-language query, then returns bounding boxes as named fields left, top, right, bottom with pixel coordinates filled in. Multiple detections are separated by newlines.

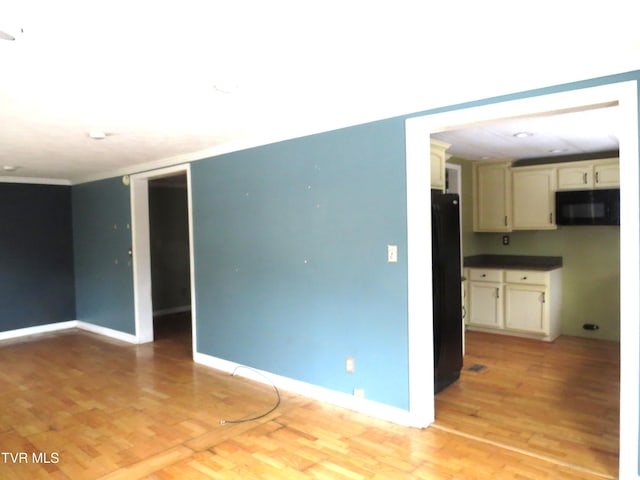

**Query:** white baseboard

left=153, top=305, right=191, bottom=317
left=193, top=351, right=418, bottom=428
left=1, top=322, right=416, bottom=427
left=0, top=320, right=139, bottom=344
left=76, top=321, right=139, bottom=344
left=0, top=321, right=77, bottom=341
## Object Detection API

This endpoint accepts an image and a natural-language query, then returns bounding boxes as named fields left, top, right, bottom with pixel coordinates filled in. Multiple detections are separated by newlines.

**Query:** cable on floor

left=219, top=365, right=281, bottom=424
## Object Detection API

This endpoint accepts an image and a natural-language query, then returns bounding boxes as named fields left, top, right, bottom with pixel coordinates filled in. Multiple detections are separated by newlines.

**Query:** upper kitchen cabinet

left=557, top=158, right=619, bottom=190
left=430, top=139, right=451, bottom=191
left=473, top=160, right=512, bottom=232
left=593, top=158, right=620, bottom=188
left=512, top=166, right=557, bottom=230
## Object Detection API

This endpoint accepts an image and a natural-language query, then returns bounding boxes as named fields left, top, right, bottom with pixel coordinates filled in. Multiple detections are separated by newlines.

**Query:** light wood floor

left=0, top=320, right=617, bottom=479
left=435, top=331, right=620, bottom=479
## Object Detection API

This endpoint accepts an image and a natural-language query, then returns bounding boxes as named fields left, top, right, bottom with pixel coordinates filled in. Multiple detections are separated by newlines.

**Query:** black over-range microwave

left=555, top=189, right=620, bottom=226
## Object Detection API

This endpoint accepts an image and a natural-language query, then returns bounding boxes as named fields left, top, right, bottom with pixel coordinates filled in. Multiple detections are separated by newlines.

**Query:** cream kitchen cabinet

left=430, top=139, right=451, bottom=191
left=557, top=158, right=619, bottom=190
left=512, top=166, right=557, bottom=230
left=593, top=159, right=620, bottom=188
left=467, top=268, right=503, bottom=329
left=473, top=161, right=512, bottom=232
left=503, top=270, right=561, bottom=340
left=466, top=266, right=562, bottom=341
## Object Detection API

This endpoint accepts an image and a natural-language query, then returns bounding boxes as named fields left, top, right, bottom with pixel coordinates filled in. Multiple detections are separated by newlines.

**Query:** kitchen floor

left=434, top=331, right=620, bottom=478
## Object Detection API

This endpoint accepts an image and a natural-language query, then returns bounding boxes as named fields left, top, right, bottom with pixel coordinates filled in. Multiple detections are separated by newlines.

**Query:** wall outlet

left=387, top=244, right=398, bottom=263
left=354, top=388, right=365, bottom=398
left=345, top=357, right=355, bottom=373
left=502, top=235, right=510, bottom=246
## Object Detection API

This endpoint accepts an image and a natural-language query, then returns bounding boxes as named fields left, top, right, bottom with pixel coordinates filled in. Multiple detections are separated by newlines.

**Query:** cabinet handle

left=583, top=172, right=588, bottom=184
left=541, top=292, right=546, bottom=303
left=481, top=273, right=487, bottom=277
left=504, top=215, right=508, bottom=226
left=549, top=212, right=553, bottom=224
left=496, top=288, right=500, bottom=299
left=521, top=276, right=527, bottom=280
left=596, top=171, right=600, bottom=184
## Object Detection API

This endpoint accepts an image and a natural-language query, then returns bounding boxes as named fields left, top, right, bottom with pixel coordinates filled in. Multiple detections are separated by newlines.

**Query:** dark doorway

left=148, top=174, right=192, bottom=349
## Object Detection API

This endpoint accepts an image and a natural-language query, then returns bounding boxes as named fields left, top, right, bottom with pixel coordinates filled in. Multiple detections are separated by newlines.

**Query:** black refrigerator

left=431, top=191, right=463, bottom=393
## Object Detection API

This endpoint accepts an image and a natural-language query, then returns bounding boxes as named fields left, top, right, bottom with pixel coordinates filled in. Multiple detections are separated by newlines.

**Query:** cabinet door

left=473, top=162, right=511, bottom=232
left=468, top=282, right=503, bottom=328
left=594, top=161, right=620, bottom=188
left=512, top=168, right=557, bottom=230
left=430, top=139, right=450, bottom=191
left=430, top=151, right=446, bottom=191
left=557, top=164, right=592, bottom=190
left=504, top=284, right=547, bottom=334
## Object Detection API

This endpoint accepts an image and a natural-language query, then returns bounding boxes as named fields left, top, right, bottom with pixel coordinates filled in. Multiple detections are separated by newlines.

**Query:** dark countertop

left=464, top=254, right=563, bottom=271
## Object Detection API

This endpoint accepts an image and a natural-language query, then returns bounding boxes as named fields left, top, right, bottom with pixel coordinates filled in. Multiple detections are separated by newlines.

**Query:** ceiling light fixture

left=513, top=131, right=533, bottom=138
left=0, top=27, right=23, bottom=41
left=3, top=165, right=19, bottom=172
left=88, top=131, right=107, bottom=140
left=213, top=82, right=239, bottom=94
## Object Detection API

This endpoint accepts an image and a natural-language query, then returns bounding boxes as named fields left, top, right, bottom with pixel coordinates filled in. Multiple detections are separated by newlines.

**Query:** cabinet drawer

left=504, top=270, right=548, bottom=285
left=468, top=268, right=502, bottom=282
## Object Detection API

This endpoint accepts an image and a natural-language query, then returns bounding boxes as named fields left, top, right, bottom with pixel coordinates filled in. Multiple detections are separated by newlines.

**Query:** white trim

left=186, top=166, right=197, bottom=357
left=0, top=321, right=77, bottom=341
left=76, top=321, right=138, bottom=344
left=617, top=81, right=639, bottom=479
left=193, top=352, right=417, bottom=427
left=405, top=118, right=435, bottom=427
left=0, top=176, right=71, bottom=186
left=130, top=164, right=197, bottom=352
left=131, top=174, right=153, bottom=343
left=0, top=320, right=138, bottom=344
left=405, top=81, right=639, bottom=478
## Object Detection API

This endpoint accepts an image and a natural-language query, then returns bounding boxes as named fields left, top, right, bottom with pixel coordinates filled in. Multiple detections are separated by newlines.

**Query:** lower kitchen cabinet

left=466, top=267, right=562, bottom=341
left=505, top=285, right=546, bottom=332
left=468, top=278, right=503, bottom=329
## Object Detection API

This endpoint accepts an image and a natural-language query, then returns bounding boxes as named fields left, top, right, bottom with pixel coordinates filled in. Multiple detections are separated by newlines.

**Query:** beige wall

left=449, top=157, right=620, bottom=342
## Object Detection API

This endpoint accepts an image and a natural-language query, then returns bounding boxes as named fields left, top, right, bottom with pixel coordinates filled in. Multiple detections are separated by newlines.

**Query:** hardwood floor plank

left=0, top=323, right=617, bottom=479
left=435, top=331, right=619, bottom=478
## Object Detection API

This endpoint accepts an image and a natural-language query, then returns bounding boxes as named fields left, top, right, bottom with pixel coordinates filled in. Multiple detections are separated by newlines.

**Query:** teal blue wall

left=191, top=121, right=410, bottom=408
left=67, top=71, right=640, bottom=469
left=0, top=183, right=75, bottom=330
left=72, top=177, right=135, bottom=334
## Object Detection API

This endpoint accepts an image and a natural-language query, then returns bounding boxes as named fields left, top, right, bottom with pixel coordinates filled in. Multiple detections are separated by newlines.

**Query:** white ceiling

left=431, top=106, right=620, bottom=162
left=1, top=1, right=640, bottom=184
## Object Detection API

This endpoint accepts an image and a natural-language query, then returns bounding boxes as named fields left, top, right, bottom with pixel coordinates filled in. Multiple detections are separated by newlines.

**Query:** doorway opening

left=130, top=164, right=197, bottom=357
left=405, top=81, right=639, bottom=478
left=148, top=173, right=192, bottom=348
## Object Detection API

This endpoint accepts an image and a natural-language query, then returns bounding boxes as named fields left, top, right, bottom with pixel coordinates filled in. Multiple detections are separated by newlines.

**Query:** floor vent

left=466, top=364, right=487, bottom=372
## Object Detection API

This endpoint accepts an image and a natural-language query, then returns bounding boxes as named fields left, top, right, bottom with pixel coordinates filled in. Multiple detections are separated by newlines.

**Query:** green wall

left=451, top=157, right=621, bottom=341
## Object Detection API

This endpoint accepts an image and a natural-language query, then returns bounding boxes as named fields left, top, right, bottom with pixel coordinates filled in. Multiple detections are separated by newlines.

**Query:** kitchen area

left=428, top=108, right=621, bottom=477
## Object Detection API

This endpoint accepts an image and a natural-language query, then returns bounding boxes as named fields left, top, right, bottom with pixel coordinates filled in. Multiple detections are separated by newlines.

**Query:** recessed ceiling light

left=0, top=27, right=23, bottom=41
left=513, top=131, right=533, bottom=138
left=213, top=82, right=239, bottom=94
left=549, top=148, right=568, bottom=154
left=88, top=131, right=107, bottom=140
left=3, top=165, right=19, bottom=172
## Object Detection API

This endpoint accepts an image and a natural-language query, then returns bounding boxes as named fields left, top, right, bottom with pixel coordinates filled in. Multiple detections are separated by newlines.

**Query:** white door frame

left=406, top=81, right=639, bottom=477
left=130, top=164, right=197, bottom=355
